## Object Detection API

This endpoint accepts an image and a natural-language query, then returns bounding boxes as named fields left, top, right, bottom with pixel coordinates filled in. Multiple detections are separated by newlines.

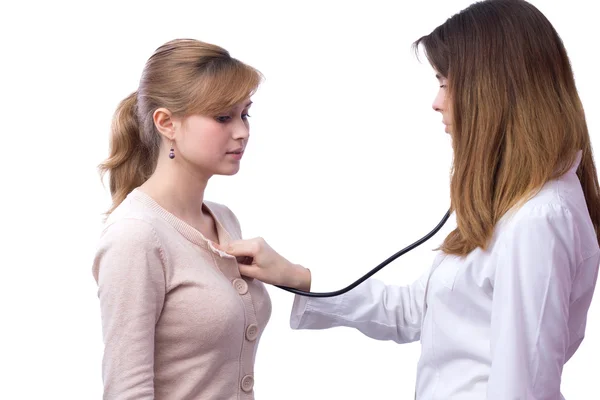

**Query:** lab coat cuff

left=290, top=294, right=310, bottom=329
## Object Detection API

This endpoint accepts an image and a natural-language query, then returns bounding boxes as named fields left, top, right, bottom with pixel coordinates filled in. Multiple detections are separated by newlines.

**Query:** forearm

left=290, top=277, right=425, bottom=344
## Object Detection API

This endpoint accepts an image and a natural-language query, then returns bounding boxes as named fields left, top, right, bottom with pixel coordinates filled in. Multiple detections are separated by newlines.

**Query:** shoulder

left=100, top=191, right=176, bottom=246
left=94, top=216, right=165, bottom=268
left=99, top=217, right=162, bottom=249
left=503, top=188, right=576, bottom=235
left=496, top=200, right=581, bottom=270
left=92, top=216, right=167, bottom=283
left=498, top=175, right=598, bottom=259
left=497, top=170, right=583, bottom=239
left=99, top=195, right=165, bottom=245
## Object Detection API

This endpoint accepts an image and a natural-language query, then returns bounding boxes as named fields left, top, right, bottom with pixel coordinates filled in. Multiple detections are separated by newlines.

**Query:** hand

left=216, top=237, right=311, bottom=291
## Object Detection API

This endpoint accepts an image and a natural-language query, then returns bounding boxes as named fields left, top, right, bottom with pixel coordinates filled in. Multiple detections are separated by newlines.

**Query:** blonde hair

left=99, top=39, right=262, bottom=215
left=414, top=0, right=600, bottom=255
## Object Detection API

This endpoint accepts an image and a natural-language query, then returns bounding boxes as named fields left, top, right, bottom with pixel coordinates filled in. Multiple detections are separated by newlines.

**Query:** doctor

left=220, top=0, right=600, bottom=398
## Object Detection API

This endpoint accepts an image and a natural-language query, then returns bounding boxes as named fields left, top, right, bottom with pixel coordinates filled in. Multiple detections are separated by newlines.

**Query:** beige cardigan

left=92, top=189, right=272, bottom=399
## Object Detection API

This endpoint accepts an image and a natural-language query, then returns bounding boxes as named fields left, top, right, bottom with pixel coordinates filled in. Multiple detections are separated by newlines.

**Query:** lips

left=226, top=149, right=245, bottom=160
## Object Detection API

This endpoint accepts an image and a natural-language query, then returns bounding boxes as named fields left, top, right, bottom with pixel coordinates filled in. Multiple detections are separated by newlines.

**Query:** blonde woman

left=92, top=39, right=271, bottom=399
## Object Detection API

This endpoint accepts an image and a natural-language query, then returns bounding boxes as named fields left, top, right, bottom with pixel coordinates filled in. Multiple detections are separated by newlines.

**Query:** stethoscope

left=275, top=209, right=452, bottom=297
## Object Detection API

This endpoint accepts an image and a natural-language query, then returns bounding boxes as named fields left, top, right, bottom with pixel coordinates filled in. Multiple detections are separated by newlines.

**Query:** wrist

left=288, top=262, right=311, bottom=292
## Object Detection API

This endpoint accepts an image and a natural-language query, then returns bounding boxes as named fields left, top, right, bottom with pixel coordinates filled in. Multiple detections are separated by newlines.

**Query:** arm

left=289, top=271, right=430, bottom=344
left=218, top=237, right=435, bottom=344
left=92, top=218, right=166, bottom=400
left=487, top=207, right=577, bottom=399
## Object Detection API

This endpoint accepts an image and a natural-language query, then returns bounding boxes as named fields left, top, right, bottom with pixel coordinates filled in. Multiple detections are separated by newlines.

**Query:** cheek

left=440, top=93, right=453, bottom=122
left=194, top=136, right=225, bottom=159
left=440, top=90, right=449, bottom=107
left=445, top=101, right=453, bottom=124
left=179, top=129, right=227, bottom=163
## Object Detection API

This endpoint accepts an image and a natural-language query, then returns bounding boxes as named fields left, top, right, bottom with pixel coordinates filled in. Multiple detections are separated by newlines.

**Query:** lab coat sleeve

left=289, top=263, right=434, bottom=344
left=487, top=207, right=577, bottom=400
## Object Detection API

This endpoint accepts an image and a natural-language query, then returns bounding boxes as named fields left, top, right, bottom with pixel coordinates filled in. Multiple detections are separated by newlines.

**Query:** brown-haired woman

left=219, top=1, right=600, bottom=398
left=92, top=39, right=271, bottom=399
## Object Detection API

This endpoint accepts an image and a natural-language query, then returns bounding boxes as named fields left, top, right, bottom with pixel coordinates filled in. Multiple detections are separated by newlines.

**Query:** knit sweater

left=92, top=188, right=272, bottom=399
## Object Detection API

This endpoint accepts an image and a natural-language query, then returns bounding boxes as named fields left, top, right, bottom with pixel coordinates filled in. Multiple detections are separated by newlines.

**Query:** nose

left=432, top=88, right=445, bottom=113
left=232, top=119, right=250, bottom=141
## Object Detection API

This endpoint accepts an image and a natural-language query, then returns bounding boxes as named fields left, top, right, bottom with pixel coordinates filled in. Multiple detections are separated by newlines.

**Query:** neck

left=140, top=155, right=211, bottom=223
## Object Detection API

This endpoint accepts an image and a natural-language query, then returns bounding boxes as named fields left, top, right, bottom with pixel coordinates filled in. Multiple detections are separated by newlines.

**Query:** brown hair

left=99, top=39, right=262, bottom=215
left=413, top=0, right=600, bottom=255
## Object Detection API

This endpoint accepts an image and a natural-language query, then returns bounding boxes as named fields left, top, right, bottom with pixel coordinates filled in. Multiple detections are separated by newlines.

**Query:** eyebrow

left=435, top=73, right=442, bottom=81
left=245, top=101, right=253, bottom=108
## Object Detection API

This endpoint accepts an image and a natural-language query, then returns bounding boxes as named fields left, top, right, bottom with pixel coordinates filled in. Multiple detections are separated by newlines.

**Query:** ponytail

left=99, top=91, right=156, bottom=216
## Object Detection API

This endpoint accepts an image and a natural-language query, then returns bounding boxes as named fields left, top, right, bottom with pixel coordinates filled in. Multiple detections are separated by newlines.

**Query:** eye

left=242, top=113, right=251, bottom=120
left=215, top=116, right=231, bottom=123
left=440, top=85, right=447, bottom=89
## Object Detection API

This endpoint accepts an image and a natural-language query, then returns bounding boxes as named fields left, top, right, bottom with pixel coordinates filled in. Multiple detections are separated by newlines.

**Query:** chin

left=220, top=167, right=241, bottom=176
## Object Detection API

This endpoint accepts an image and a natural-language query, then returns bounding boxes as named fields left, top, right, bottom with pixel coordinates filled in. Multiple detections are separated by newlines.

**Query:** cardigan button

left=241, top=374, right=254, bottom=392
left=246, top=324, right=258, bottom=341
left=233, top=278, right=248, bottom=295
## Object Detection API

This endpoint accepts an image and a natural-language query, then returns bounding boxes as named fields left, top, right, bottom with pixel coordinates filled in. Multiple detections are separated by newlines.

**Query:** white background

left=1, top=0, right=597, bottom=399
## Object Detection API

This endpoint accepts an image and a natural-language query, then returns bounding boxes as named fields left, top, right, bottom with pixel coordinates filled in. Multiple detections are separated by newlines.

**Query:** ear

left=153, top=108, right=176, bottom=140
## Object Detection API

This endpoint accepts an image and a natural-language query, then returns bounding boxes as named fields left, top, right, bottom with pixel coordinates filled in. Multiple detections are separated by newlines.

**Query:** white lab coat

left=290, top=151, right=600, bottom=399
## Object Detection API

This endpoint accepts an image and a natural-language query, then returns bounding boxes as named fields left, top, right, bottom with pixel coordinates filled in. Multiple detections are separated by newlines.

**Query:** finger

left=224, top=239, right=261, bottom=257
left=238, top=264, right=263, bottom=280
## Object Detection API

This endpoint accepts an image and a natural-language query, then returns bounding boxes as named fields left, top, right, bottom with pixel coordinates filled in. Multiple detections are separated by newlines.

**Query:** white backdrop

left=0, top=0, right=597, bottom=399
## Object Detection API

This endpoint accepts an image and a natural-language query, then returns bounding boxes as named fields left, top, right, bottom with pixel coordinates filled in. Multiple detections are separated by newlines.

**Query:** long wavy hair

left=414, top=0, right=600, bottom=255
